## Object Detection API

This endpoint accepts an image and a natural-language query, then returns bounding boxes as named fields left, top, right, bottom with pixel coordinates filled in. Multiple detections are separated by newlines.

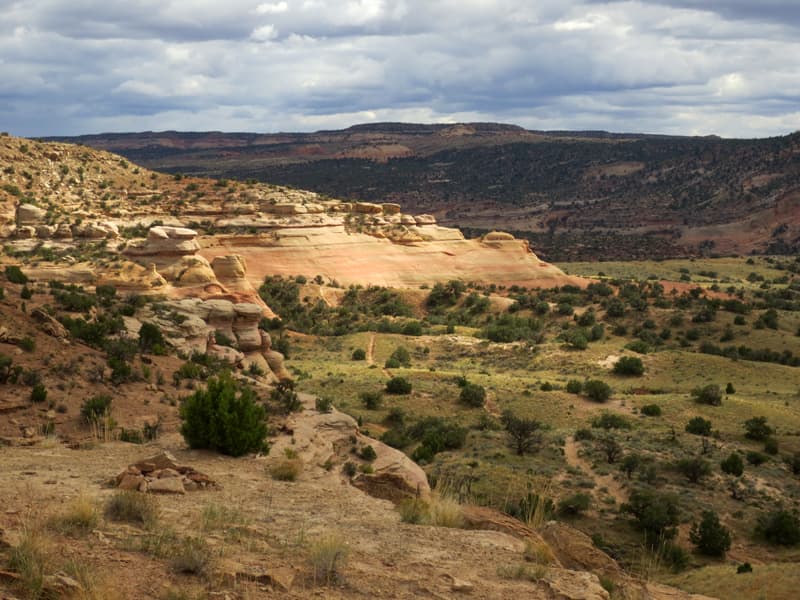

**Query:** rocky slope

left=0, top=133, right=579, bottom=297
left=52, top=124, right=800, bottom=260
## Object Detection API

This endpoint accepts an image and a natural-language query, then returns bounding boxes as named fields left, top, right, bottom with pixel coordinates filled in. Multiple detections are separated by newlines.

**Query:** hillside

left=50, top=124, right=800, bottom=261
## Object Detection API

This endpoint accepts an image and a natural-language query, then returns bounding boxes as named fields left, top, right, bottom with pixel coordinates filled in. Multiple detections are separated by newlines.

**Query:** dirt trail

left=366, top=333, right=376, bottom=365
left=563, top=436, right=628, bottom=507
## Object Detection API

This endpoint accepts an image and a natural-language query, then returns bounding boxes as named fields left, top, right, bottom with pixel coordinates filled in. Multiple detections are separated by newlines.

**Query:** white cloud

left=0, top=0, right=798, bottom=137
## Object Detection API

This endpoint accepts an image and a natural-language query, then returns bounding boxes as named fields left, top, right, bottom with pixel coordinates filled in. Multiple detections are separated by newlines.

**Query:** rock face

left=273, top=399, right=431, bottom=501
left=125, top=225, right=200, bottom=258
left=16, top=203, right=45, bottom=227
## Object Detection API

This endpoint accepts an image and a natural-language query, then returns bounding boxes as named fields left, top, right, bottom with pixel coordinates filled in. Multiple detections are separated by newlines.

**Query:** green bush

left=360, top=391, right=383, bottom=410
left=676, top=457, right=711, bottom=483
left=315, top=397, right=333, bottom=413
left=351, top=348, right=366, bottom=361
left=384, top=357, right=401, bottom=369
left=764, top=437, right=779, bottom=455
left=80, top=394, right=112, bottom=423
left=4, top=265, right=28, bottom=284
left=756, top=510, right=800, bottom=546
left=138, top=322, right=167, bottom=355
left=746, top=451, right=768, bottom=466
left=180, top=371, right=268, bottom=457
left=613, top=356, right=645, bottom=376
left=744, top=416, right=773, bottom=441
left=621, top=489, right=680, bottom=546
left=408, top=417, right=467, bottom=463
left=389, top=346, right=411, bottom=367
left=640, top=404, right=661, bottom=417
left=19, top=337, right=35, bottom=352
left=692, top=384, right=722, bottom=406
left=565, top=380, right=583, bottom=394
left=29, top=384, right=47, bottom=403
left=459, top=383, right=486, bottom=408
left=685, top=417, right=712, bottom=436
left=591, top=412, right=631, bottom=430
left=501, top=410, right=543, bottom=455
left=386, top=377, right=412, bottom=395
left=720, top=453, right=744, bottom=476
left=690, top=510, right=731, bottom=557
left=583, top=379, right=612, bottom=402
left=558, top=493, right=591, bottom=517
left=359, top=445, right=377, bottom=461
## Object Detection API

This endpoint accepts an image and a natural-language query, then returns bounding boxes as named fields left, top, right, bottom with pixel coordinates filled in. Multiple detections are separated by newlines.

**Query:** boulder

left=269, top=203, right=308, bottom=215
left=400, top=214, right=417, bottom=225
left=16, top=203, right=45, bottom=226
left=15, top=225, right=35, bottom=239
left=148, top=477, right=185, bottom=494
left=124, top=226, right=200, bottom=257
left=73, top=221, right=119, bottom=239
left=381, top=203, right=401, bottom=215
left=52, top=223, right=73, bottom=239
left=203, top=299, right=237, bottom=340
left=35, top=225, right=55, bottom=238
left=211, top=255, right=247, bottom=281
left=133, top=450, right=180, bottom=473
left=118, top=473, right=145, bottom=491
left=482, top=231, right=515, bottom=241
left=414, top=214, right=437, bottom=225
left=233, top=303, right=264, bottom=352
left=353, top=202, right=383, bottom=214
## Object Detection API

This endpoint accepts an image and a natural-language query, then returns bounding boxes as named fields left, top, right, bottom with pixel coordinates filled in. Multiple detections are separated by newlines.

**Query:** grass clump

left=170, top=537, right=213, bottom=576
left=308, top=531, right=349, bottom=585
left=104, top=491, right=159, bottom=528
left=270, top=457, right=303, bottom=482
left=7, top=524, right=48, bottom=599
left=48, top=493, right=99, bottom=536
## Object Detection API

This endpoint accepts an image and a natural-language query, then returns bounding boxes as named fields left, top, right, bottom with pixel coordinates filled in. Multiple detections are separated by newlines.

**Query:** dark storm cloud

left=0, top=1, right=797, bottom=137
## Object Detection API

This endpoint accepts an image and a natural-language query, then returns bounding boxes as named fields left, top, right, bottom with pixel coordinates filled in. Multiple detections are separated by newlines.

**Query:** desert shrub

left=583, top=379, right=612, bottom=402
left=138, top=322, right=167, bottom=354
left=0, top=354, right=12, bottom=383
left=625, top=340, right=650, bottom=354
left=389, top=346, right=411, bottom=367
left=721, top=453, right=744, bottom=476
left=459, top=383, right=486, bottom=407
left=351, top=348, right=366, bottom=361
left=170, top=537, right=213, bottom=576
left=660, top=543, right=690, bottom=573
left=540, top=381, right=554, bottom=391
left=565, top=379, right=583, bottom=394
left=270, top=459, right=303, bottom=481
left=398, top=498, right=429, bottom=524
left=746, top=451, right=768, bottom=466
left=29, top=383, right=47, bottom=404
left=180, top=371, right=268, bottom=457
left=401, top=320, right=423, bottom=336
left=501, top=410, right=543, bottom=455
left=408, top=417, right=467, bottom=463
left=789, top=452, right=800, bottom=475
left=360, top=390, right=384, bottom=410
left=756, top=510, right=800, bottom=546
left=622, top=489, right=680, bottom=545
left=482, top=314, right=541, bottom=343
left=613, top=356, right=645, bottom=376
left=737, top=563, right=752, bottom=574
left=4, top=265, right=28, bottom=284
left=359, top=445, right=377, bottom=461
left=563, top=329, right=588, bottom=350
left=18, top=336, right=35, bottom=352
left=763, top=437, right=779, bottom=455
left=105, top=491, right=159, bottom=527
left=308, top=532, right=349, bottom=584
left=574, top=428, right=594, bottom=441
left=620, top=453, right=642, bottom=478
left=558, top=493, right=591, bottom=517
left=640, top=404, right=661, bottom=417
left=384, top=357, right=401, bottom=368
left=690, top=510, right=731, bottom=557
left=270, top=380, right=301, bottom=413
left=726, top=382, right=736, bottom=394
left=685, top=417, right=712, bottom=436
left=315, top=397, right=333, bottom=413
left=692, top=384, right=723, bottom=406
left=744, top=416, right=774, bottom=441
left=48, top=494, right=99, bottom=536
left=386, top=376, right=412, bottom=395
left=591, top=412, right=631, bottom=430
left=80, top=394, right=112, bottom=423
left=342, top=461, right=357, bottom=477
left=677, top=457, right=712, bottom=483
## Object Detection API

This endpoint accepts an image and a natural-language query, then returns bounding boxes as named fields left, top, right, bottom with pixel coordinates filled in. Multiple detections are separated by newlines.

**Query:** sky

left=1, top=0, right=799, bottom=138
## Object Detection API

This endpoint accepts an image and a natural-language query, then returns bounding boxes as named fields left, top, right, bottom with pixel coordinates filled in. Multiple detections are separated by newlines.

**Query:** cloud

left=0, top=1, right=797, bottom=137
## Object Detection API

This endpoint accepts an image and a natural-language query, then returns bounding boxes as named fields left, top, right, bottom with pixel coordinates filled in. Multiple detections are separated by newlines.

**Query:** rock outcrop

left=115, top=451, right=217, bottom=494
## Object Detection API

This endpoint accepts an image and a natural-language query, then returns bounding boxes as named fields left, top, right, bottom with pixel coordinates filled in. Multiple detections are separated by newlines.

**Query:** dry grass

left=270, top=458, right=303, bottom=482
left=308, top=531, right=349, bottom=585
left=523, top=538, right=557, bottom=565
left=170, top=537, right=213, bottom=577
left=104, top=490, right=159, bottom=527
left=425, top=492, right=465, bottom=528
left=200, top=502, right=250, bottom=532
left=6, top=522, right=49, bottom=599
left=497, top=563, right=549, bottom=582
left=48, top=493, right=99, bottom=536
